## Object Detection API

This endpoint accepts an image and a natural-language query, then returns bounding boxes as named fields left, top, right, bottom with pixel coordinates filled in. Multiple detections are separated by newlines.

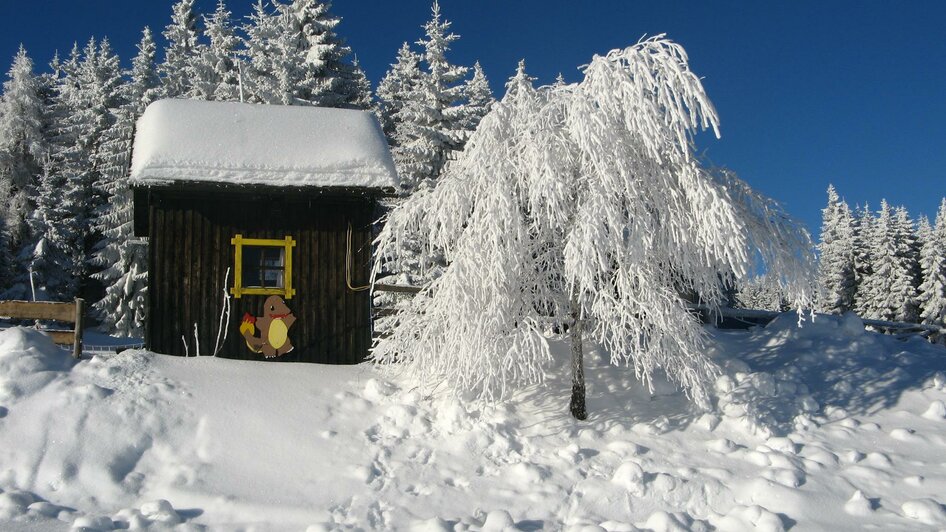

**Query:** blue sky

left=1, top=1, right=944, bottom=234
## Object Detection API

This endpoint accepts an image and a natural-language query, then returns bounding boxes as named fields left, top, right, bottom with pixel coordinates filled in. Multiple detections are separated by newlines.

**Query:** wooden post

left=73, top=298, right=85, bottom=359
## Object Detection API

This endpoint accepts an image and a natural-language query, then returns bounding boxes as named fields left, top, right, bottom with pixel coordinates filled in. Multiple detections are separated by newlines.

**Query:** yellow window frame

left=230, top=234, right=296, bottom=299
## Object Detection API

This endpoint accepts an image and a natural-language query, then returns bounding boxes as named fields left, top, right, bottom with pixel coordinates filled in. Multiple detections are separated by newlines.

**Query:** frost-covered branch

left=372, top=36, right=816, bottom=408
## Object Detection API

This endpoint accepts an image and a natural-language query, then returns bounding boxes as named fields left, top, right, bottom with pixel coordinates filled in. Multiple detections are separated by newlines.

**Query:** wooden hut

left=131, top=99, right=398, bottom=363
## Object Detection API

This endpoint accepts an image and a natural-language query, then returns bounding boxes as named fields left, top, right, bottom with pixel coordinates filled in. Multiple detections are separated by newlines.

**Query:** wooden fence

left=0, top=299, right=85, bottom=358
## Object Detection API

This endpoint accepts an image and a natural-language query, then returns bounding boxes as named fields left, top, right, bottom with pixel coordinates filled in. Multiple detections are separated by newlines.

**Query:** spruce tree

left=160, top=0, right=200, bottom=98
left=194, top=0, right=241, bottom=101
left=852, top=203, right=874, bottom=316
left=918, top=199, right=946, bottom=328
left=282, top=0, right=363, bottom=108
left=0, top=46, right=46, bottom=288
left=860, top=201, right=917, bottom=322
left=92, top=28, right=161, bottom=336
left=817, top=185, right=856, bottom=314
left=458, top=61, right=494, bottom=138
left=242, top=0, right=301, bottom=105
left=377, top=42, right=423, bottom=141
left=892, top=206, right=920, bottom=322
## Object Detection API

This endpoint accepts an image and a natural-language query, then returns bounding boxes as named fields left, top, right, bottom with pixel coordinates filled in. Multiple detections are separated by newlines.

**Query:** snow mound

left=130, top=99, right=399, bottom=189
left=0, top=327, right=74, bottom=399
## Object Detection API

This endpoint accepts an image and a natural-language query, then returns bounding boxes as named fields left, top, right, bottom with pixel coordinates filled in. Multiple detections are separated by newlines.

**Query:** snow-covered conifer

left=376, top=42, right=423, bottom=141
left=160, top=0, right=200, bottom=98
left=893, top=206, right=920, bottom=322
left=389, top=1, right=471, bottom=190
left=852, top=203, right=874, bottom=316
left=735, top=276, right=789, bottom=311
left=91, top=28, right=161, bottom=336
left=347, top=55, right=374, bottom=112
left=860, top=201, right=917, bottom=322
left=373, top=37, right=815, bottom=418
left=282, top=0, right=363, bottom=108
left=242, top=0, right=301, bottom=105
left=193, top=0, right=241, bottom=101
left=457, top=61, right=494, bottom=138
left=918, top=199, right=946, bottom=328
left=0, top=46, right=46, bottom=287
left=817, top=185, right=856, bottom=314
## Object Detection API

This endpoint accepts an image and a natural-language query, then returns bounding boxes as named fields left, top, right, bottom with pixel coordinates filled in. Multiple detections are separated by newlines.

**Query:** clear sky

left=1, top=1, right=944, bottom=234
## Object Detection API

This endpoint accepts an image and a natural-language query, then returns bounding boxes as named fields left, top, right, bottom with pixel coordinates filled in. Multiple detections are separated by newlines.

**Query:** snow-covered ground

left=0, top=313, right=945, bottom=531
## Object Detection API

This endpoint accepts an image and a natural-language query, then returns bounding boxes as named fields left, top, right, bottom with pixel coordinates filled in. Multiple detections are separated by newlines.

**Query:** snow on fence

left=0, top=299, right=85, bottom=358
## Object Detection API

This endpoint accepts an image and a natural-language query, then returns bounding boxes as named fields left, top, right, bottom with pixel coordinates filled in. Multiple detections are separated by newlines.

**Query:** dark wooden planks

left=143, top=190, right=376, bottom=364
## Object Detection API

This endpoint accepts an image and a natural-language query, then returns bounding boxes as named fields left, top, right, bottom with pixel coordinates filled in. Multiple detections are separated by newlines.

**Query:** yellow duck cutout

left=239, top=295, right=296, bottom=358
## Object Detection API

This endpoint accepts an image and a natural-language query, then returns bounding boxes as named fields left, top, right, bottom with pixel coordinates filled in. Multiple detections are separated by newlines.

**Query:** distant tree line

left=737, top=185, right=946, bottom=332
left=0, top=0, right=494, bottom=337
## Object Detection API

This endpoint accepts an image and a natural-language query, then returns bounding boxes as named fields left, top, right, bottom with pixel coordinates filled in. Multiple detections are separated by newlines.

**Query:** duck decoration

left=239, top=295, right=296, bottom=358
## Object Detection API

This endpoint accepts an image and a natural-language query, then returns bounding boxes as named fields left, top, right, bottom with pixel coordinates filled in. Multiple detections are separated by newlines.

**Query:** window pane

left=242, top=247, right=263, bottom=287
left=242, top=246, right=286, bottom=288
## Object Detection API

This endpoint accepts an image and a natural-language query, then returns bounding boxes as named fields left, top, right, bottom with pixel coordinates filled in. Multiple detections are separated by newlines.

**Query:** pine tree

left=852, top=203, right=874, bottom=316
left=860, top=201, right=917, bottom=322
left=377, top=42, right=423, bottom=140
left=160, top=0, right=200, bottom=98
left=348, top=55, right=374, bottom=112
left=0, top=46, right=46, bottom=288
left=892, top=206, right=920, bottom=322
left=242, top=0, right=302, bottom=105
left=918, top=199, right=946, bottom=328
left=282, top=0, right=363, bottom=108
left=389, top=1, right=471, bottom=190
left=817, top=185, right=856, bottom=314
left=458, top=61, right=494, bottom=138
left=91, top=28, right=161, bottom=336
left=193, top=0, right=241, bottom=101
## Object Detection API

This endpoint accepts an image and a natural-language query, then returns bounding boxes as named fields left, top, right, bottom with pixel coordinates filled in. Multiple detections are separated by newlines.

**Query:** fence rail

left=0, top=299, right=85, bottom=358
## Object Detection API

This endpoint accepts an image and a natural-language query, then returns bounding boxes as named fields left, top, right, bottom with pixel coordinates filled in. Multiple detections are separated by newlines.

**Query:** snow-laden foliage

left=734, top=275, right=789, bottom=312
left=192, top=1, right=240, bottom=101
left=817, top=185, right=856, bottom=314
left=91, top=28, right=160, bottom=336
left=859, top=201, right=919, bottom=322
left=919, top=199, right=946, bottom=328
left=372, top=37, right=816, bottom=404
left=385, top=1, right=474, bottom=191
left=160, top=0, right=200, bottom=99
left=0, top=46, right=45, bottom=288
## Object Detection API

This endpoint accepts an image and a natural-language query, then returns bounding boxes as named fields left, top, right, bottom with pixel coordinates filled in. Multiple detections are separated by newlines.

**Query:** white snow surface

left=1, top=314, right=946, bottom=530
left=129, top=99, right=399, bottom=189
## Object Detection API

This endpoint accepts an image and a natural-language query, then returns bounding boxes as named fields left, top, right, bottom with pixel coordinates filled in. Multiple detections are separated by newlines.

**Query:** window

left=230, top=235, right=296, bottom=299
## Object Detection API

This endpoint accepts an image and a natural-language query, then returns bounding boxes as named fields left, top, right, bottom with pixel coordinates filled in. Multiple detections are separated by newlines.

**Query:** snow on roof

left=130, top=99, right=399, bottom=190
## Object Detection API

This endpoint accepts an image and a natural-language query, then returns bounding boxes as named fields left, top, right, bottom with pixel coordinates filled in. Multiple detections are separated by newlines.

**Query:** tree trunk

left=569, top=291, right=587, bottom=420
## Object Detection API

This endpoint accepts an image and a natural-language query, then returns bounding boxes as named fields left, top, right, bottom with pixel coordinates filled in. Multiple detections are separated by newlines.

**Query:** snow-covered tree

left=0, top=46, right=46, bottom=287
left=389, top=1, right=471, bottom=190
left=734, top=275, right=789, bottom=312
left=918, top=199, right=946, bottom=328
left=283, top=0, right=363, bottom=108
left=160, top=0, right=200, bottom=98
left=348, top=55, right=373, bottom=112
left=892, top=205, right=920, bottom=322
left=193, top=0, right=241, bottom=101
left=91, top=28, right=161, bottom=336
left=241, top=0, right=308, bottom=105
left=457, top=60, right=494, bottom=138
left=377, top=42, right=423, bottom=140
left=859, top=201, right=917, bottom=322
left=372, top=37, right=816, bottom=419
left=817, top=185, right=856, bottom=314
left=852, top=203, right=874, bottom=316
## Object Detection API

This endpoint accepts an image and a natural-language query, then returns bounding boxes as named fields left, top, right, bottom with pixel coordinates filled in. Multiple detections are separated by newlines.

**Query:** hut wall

left=146, top=190, right=375, bottom=364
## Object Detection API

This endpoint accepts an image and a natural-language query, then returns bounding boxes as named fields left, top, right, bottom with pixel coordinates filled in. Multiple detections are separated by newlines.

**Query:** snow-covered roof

left=129, top=99, right=399, bottom=190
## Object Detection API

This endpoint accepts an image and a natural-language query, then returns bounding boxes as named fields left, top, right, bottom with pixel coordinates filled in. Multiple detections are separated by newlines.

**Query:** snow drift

left=0, top=316, right=945, bottom=529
